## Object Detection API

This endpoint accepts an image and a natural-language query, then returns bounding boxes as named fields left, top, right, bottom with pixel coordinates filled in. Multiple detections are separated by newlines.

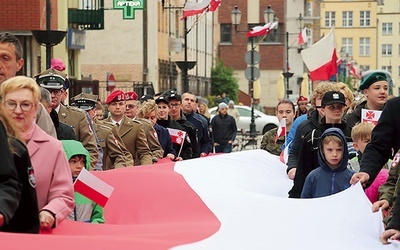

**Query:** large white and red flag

left=0, top=151, right=393, bottom=250
left=181, top=0, right=221, bottom=20
left=74, top=168, right=114, bottom=207
left=301, top=27, right=338, bottom=81
left=167, top=128, right=187, bottom=145
left=297, top=27, right=308, bottom=45
left=247, top=21, right=278, bottom=38
left=274, top=118, right=286, bottom=143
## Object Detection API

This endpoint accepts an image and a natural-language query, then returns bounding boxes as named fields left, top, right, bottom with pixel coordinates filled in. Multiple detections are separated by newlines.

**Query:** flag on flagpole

left=301, top=27, right=338, bottom=81
left=274, top=118, right=286, bottom=143
left=280, top=141, right=292, bottom=164
left=297, top=28, right=308, bottom=45
left=181, top=0, right=221, bottom=20
left=74, top=168, right=114, bottom=207
left=167, top=128, right=187, bottom=146
left=247, top=21, right=278, bottom=38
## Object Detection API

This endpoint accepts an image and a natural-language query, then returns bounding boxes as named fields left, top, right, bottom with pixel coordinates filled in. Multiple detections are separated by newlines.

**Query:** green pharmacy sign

left=113, top=0, right=144, bottom=19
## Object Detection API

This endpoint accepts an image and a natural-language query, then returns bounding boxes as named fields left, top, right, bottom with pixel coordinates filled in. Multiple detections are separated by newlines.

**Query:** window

left=220, top=24, right=232, bottom=43
left=360, top=11, right=370, bottom=27
left=359, top=38, right=370, bottom=56
left=382, top=66, right=392, bottom=73
left=382, top=23, right=393, bottom=35
left=342, top=11, right=353, bottom=27
left=305, top=2, right=313, bottom=17
left=325, top=12, right=335, bottom=27
left=342, top=38, right=353, bottom=56
left=382, top=44, right=392, bottom=56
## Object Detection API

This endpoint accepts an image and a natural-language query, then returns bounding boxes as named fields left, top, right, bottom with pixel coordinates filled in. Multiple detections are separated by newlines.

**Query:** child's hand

left=380, top=229, right=400, bottom=244
left=372, top=200, right=389, bottom=212
left=287, top=168, right=296, bottom=180
left=350, top=172, right=370, bottom=186
left=39, top=210, right=55, bottom=230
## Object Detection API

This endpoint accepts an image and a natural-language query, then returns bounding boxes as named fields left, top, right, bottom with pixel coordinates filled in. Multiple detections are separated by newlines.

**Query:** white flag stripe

left=75, top=168, right=114, bottom=198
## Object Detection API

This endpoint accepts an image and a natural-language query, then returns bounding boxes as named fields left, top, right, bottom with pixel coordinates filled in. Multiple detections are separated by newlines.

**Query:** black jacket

left=0, top=122, right=21, bottom=228
left=211, top=114, right=237, bottom=145
left=288, top=118, right=352, bottom=198
left=2, top=138, right=40, bottom=233
left=360, top=97, right=400, bottom=185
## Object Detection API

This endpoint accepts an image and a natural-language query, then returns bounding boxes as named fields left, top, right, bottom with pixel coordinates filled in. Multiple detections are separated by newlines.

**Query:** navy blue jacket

left=211, top=113, right=237, bottom=145
left=301, top=128, right=354, bottom=198
left=154, top=123, right=176, bottom=158
left=185, top=111, right=212, bottom=154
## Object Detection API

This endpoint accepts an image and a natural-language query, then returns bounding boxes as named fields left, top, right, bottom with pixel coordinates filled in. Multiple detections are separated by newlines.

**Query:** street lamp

left=230, top=4, right=272, bottom=137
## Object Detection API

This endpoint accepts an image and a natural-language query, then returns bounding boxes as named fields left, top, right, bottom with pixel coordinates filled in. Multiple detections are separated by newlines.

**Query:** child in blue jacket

left=301, top=128, right=354, bottom=198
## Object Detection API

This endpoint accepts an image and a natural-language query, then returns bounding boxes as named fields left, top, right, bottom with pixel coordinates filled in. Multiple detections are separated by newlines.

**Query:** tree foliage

left=211, top=60, right=239, bottom=102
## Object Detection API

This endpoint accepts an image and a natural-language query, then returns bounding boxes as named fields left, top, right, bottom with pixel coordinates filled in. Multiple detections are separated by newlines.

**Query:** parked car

left=209, top=105, right=279, bottom=134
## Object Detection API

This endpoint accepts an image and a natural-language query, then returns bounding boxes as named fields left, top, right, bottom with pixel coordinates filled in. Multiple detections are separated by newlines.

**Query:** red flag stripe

left=74, top=179, right=109, bottom=207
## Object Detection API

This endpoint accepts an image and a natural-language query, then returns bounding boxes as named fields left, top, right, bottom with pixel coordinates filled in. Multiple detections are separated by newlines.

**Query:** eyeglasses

left=126, top=104, right=137, bottom=109
left=48, top=89, right=64, bottom=96
left=4, top=100, right=34, bottom=112
left=170, top=103, right=180, bottom=108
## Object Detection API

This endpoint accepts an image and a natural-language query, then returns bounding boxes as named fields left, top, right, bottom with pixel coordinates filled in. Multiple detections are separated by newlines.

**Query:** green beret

left=359, top=71, right=387, bottom=90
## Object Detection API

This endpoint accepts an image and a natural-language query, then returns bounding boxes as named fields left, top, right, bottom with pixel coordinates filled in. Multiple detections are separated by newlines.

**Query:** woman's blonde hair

left=336, top=82, right=354, bottom=105
left=311, top=81, right=339, bottom=107
left=0, top=76, right=41, bottom=104
left=136, top=100, right=158, bottom=119
left=199, top=102, right=210, bottom=118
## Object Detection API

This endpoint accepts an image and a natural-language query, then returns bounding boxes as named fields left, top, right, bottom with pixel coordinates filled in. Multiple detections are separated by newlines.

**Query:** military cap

left=167, top=93, right=181, bottom=102
left=71, top=93, right=98, bottom=111
left=106, top=90, right=125, bottom=104
left=140, top=94, right=154, bottom=103
left=321, top=91, right=346, bottom=107
left=155, top=95, right=169, bottom=104
left=359, top=71, right=387, bottom=90
left=35, top=68, right=70, bottom=90
left=125, top=91, right=139, bottom=101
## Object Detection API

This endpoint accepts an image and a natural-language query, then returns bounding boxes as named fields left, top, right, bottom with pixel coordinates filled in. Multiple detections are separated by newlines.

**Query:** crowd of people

left=1, top=31, right=400, bottom=244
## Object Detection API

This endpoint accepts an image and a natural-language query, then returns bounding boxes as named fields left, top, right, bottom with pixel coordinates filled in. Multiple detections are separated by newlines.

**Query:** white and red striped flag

left=74, top=168, right=114, bottom=207
left=274, top=118, right=286, bottom=143
left=279, top=141, right=292, bottom=164
left=297, top=27, right=308, bottom=45
left=181, top=0, right=221, bottom=20
left=167, top=128, right=187, bottom=146
left=301, top=27, right=338, bottom=81
left=247, top=21, right=278, bottom=38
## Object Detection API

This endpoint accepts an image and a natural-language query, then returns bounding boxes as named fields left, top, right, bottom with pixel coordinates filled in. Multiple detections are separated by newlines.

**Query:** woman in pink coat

left=0, top=76, right=74, bottom=230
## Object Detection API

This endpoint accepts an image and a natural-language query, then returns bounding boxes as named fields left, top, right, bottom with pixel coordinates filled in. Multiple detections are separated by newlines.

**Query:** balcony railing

left=68, top=8, right=104, bottom=30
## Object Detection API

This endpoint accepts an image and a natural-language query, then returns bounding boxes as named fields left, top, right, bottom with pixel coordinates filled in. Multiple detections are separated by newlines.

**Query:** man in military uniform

left=125, top=91, right=164, bottom=163
left=104, top=90, right=152, bottom=165
left=35, top=68, right=99, bottom=170
left=72, top=93, right=134, bottom=170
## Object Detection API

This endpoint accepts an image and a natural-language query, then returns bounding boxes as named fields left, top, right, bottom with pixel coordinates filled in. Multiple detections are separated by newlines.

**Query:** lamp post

left=230, top=4, right=273, bottom=137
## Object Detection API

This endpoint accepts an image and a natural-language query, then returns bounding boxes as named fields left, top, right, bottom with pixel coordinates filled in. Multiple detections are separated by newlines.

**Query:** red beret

left=106, top=90, right=125, bottom=104
left=298, top=96, right=308, bottom=103
left=125, top=91, right=138, bottom=101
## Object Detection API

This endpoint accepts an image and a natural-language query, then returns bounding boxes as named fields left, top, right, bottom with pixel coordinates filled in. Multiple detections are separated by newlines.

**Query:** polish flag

left=349, top=65, right=360, bottom=78
left=279, top=141, right=291, bottom=164
left=74, top=168, right=114, bottom=207
left=168, top=128, right=187, bottom=145
left=274, top=118, right=286, bottom=143
left=301, top=27, right=338, bottom=81
left=181, top=0, right=221, bottom=20
left=0, top=151, right=389, bottom=250
left=297, top=27, right=308, bottom=45
left=247, top=21, right=278, bottom=38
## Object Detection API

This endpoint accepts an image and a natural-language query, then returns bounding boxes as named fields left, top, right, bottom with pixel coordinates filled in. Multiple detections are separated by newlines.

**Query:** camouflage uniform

left=260, top=127, right=285, bottom=156
left=379, top=150, right=400, bottom=225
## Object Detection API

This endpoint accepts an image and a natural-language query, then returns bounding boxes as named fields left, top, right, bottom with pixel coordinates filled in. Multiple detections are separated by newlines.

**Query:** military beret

left=125, top=91, right=138, bottom=101
left=155, top=95, right=169, bottom=104
left=359, top=71, right=387, bottom=90
left=297, top=95, right=308, bottom=103
left=106, top=90, right=125, bottom=104
left=71, top=93, right=98, bottom=111
left=35, top=68, right=70, bottom=90
left=321, top=91, right=346, bottom=107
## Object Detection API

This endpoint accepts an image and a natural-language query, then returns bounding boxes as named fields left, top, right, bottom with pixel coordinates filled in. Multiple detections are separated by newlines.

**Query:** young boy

left=349, top=123, right=389, bottom=203
left=61, top=140, right=105, bottom=223
left=301, top=128, right=354, bottom=198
